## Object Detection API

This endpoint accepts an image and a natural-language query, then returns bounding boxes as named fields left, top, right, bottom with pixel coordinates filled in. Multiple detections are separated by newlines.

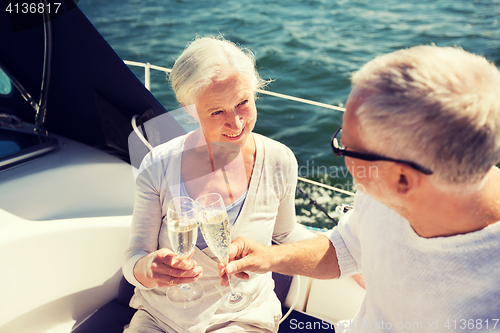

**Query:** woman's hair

left=170, top=36, right=267, bottom=106
left=351, top=45, right=500, bottom=187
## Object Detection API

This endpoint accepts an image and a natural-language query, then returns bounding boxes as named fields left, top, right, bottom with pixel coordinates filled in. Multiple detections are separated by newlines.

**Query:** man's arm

left=223, top=235, right=340, bottom=283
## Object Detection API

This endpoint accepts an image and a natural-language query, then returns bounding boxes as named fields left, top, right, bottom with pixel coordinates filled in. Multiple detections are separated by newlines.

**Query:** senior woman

left=122, top=36, right=314, bottom=333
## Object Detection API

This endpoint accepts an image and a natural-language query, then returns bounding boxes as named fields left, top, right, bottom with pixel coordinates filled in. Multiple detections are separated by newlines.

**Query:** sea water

left=79, top=0, right=500, bottom=228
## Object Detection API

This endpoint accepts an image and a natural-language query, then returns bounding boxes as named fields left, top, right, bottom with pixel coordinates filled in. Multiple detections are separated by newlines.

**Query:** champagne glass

left=196, top=193, right=251, bottom=312
left=166, top=196, right=204, bottom=308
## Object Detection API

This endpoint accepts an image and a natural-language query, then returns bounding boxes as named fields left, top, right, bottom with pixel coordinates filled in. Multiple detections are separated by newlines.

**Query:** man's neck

left=400, top=167, right=500, bottom=238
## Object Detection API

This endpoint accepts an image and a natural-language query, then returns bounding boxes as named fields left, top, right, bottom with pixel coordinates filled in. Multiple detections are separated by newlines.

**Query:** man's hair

left=169, top=36, right=267, bottom=106
left=352, top=45, right=500, bottom=186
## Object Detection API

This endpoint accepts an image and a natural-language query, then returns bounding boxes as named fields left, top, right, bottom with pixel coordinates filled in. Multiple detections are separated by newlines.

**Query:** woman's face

left=195, top=75, right=257, bottom=149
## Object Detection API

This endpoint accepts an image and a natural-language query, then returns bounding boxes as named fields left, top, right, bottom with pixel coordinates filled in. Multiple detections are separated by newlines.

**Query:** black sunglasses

left=330, top=127, right=433, bottom=175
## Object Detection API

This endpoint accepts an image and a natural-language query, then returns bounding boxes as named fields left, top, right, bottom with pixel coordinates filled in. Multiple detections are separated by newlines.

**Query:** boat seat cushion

left=71, top=298, right=136, bottom=333
left=71, top=277, right=136, bottom=332
left=278, top=307, right=336, bottom=332
left=117, top=274, right=136, bottom=306
left=273, top=272, right=292, bottom=305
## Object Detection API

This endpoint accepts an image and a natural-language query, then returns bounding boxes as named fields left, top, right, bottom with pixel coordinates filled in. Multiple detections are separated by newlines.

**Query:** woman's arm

left=123, top=155, right=201, bottom=289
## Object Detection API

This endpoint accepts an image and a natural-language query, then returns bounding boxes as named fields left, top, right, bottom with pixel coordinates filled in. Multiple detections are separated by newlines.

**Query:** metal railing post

left=145, top=62, right=151, bottom=91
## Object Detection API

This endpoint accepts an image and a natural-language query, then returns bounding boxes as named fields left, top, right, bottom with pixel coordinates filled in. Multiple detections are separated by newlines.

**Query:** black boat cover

left=0, top=0, right=186, bottom=166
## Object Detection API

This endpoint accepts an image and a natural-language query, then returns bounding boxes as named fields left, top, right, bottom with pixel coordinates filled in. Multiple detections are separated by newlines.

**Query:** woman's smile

left=222, top=126, right=245, bottom=139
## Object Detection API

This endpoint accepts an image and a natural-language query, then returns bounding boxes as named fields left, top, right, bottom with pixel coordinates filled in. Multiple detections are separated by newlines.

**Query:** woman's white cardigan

left=123, top=132, right=315, bottom=333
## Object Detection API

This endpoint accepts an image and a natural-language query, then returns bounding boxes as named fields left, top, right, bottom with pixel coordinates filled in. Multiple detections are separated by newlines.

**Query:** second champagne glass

left=166, top=196, right=204, bottom=308
left=196, top=193, right=251, bottom=312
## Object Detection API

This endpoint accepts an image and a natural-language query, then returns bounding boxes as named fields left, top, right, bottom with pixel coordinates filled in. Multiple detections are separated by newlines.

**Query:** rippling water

left=79, top=0, right=500, bottom=227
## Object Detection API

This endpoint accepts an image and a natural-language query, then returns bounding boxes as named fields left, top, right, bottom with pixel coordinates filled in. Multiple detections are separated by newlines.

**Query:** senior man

left=221, top=45, right=500, bottom=331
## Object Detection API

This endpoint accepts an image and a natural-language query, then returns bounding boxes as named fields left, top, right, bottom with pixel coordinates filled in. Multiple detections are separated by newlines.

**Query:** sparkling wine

left=198, top=209, right=230, bottom=259
left=168, top=218, right=198, bottom=258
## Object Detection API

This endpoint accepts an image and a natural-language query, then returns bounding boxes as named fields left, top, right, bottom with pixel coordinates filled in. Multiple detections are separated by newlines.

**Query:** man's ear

left=397, top=174, right=410, bottom=194
left=394, top=165, right=419, bottom=195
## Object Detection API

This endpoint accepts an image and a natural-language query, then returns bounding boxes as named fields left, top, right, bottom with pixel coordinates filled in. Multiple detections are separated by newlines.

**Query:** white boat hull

left=0, top=131, right=364, bottom=332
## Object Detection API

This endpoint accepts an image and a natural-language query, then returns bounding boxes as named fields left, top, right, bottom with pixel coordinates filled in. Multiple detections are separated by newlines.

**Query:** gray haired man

left=222, top=45, right=500, bottom=332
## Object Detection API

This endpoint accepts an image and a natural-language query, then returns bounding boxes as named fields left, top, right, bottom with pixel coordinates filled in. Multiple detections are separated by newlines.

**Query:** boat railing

left=123, top=60, right=354, bottom=198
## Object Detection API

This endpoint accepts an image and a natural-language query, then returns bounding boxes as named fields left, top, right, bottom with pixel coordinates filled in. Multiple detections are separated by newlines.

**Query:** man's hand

left=218, top=236, right=272, bottom=286
left=219, top=235, right=340, bottom=286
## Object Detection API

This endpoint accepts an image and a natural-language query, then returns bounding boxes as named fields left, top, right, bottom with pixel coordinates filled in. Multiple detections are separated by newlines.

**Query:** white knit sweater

left=329, top=191, right=500, bottom=332
left=123, top=132, right=315, bottom=333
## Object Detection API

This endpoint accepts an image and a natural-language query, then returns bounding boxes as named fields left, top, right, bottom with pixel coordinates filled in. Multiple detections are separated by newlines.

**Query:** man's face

left=341, top=87, right=390, bottom=200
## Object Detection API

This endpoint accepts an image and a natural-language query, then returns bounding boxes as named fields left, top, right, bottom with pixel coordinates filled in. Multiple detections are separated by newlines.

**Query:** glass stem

left=227, top=275, right=237, bottom=295
left=222, top=256, right=237, bottom=296
left=179, top=283, right=191, bottom=291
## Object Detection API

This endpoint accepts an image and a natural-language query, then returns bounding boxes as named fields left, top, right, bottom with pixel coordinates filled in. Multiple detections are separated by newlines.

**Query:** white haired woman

left=122, top=36, right=315, bottom=333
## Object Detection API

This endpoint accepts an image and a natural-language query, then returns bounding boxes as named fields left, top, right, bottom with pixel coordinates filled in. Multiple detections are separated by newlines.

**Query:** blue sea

left=79, top=0, right=500, bottom=228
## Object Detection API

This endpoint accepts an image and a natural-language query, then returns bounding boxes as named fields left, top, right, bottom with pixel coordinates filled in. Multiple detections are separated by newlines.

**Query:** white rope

left=257, top=89, right=345, bottom=112
left=298, top=176, right=355, bottom=196
left=279, top=276, right=301, bottom=324
left=131, top=115, right=154, bottom=151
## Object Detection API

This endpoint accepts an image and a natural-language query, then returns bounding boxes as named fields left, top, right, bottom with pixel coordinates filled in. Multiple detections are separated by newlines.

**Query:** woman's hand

left=134, top=248, right=203, bottom=288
